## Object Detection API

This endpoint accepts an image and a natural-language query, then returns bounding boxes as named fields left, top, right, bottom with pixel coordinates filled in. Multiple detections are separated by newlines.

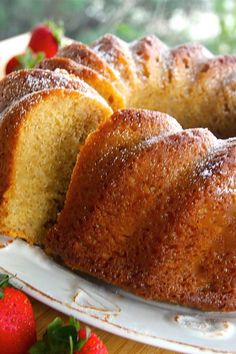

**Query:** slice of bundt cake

left=0, top=69, right=112, bottom=244
left=38, top=57, right=125, bottom=111
left=45, top=109, right=236, bottom=311
left=57, top=42, right=127, bottom=98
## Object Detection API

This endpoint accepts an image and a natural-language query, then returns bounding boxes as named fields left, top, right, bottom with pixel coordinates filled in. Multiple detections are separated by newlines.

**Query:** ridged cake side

left=54, top=34, right=236, bottom=137
left=45, top=109, right=236, bottom=311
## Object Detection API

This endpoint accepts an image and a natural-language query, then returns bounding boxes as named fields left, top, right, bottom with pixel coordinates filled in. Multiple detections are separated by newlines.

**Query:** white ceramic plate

left=0, top=237, right=236, bottom=354
left=0, top=34, right=236, bottom=354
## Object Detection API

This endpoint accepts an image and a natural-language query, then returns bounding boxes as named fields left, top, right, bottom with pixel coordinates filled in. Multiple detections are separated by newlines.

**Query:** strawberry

left=5, top=20, right=63, bottom=75
left=0, top=274, right=36, bottom=354
left=28, top=21, right=64, bottom=58
left=5, top=56, right=22, bottom=74
left=5, top=49, right=45, bottom=74
left=76, top=329, right=108, bottom=354
left=29, top=317, right=108, bottom=354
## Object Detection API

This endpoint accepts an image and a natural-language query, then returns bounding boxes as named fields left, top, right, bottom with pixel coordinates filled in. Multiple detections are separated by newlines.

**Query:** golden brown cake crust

left=45, top=109, right=236, bottom=311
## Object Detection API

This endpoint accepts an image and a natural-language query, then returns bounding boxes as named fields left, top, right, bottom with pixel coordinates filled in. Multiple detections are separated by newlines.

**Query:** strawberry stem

left=69, top=335, right=73, bottom=354
left=85, top=326, right=91, bottom=340
left=69, top=317, right=80, bottom=331
left=0, top=273, right=16, bottom=299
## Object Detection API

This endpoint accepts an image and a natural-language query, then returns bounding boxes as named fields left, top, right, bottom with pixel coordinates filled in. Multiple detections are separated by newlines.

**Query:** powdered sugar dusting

left=199, top=159, right=224, bottom=178
left=216, top=169, right=236, bottom=194
left=0, top=69, right=109, bottom=115
left=197, top=138, right=236, bottom=182
left=58, top=42, right=113, bottom=79
left=92, top=35, right=137, bottom=87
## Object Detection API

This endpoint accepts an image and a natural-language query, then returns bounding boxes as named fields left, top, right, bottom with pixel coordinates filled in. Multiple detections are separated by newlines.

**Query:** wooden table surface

left=32, top=298, right=178, bottom=354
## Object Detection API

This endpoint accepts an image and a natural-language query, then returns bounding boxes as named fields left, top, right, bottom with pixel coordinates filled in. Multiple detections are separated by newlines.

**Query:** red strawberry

left=5, top=49, right=45, bottom=74
left=0, top=274, right=36, bottom=354
left=29, top=317, right=108, bottom=354
left=28, top=21, right=64, bottom=58
left=5, top=56, right=22, bottom=74
left=76, top=329, right=108, bottom=354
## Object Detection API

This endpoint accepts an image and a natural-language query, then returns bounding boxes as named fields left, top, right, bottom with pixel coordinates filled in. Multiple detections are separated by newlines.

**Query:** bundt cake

left=0, top=69, right=112, bottom=243
left=39, top=34, right=236, bottom=138
left=0, top=33, right=236, bottom=311
left=45, top=109, right=236, bottom=311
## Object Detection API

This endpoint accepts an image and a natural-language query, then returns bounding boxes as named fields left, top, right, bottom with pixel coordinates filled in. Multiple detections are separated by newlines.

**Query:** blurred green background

left=1, top=0, right=236, bottom=53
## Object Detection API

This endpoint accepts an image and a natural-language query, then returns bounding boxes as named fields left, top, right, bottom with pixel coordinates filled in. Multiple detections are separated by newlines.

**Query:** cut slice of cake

left=0, top=69, right=112, bottom=244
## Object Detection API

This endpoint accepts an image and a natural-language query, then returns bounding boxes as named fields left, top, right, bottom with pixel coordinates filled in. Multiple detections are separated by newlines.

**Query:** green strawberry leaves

left=17, top=48, right=45, bottom=69
left=0, top=273, right=16, bottom=299
left=29, top=341, right=47, bottom=354
left=29, top=316, right=87, bottom=354
left=44, top=20, right=64, bottom=45
left=0, top=274, right=9, bottom=298
left=69, top=317, right=80, bottom=332
left=0, top=274, right=9, bottom=288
